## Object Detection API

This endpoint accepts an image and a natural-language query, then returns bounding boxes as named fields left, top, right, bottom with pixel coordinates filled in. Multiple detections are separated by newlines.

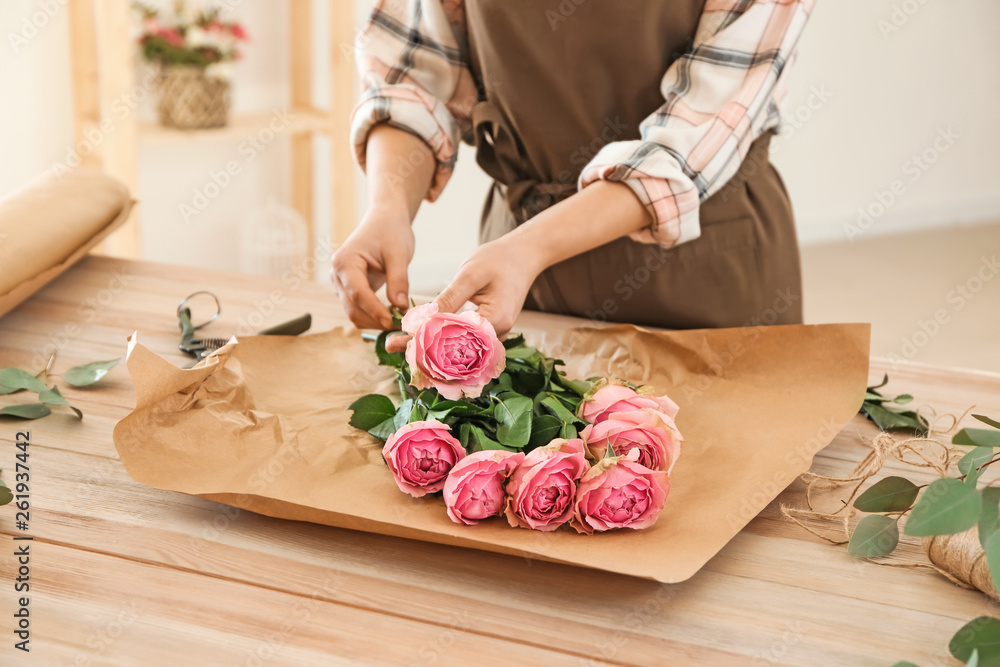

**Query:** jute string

left=780, top=406, right=998, bottom=599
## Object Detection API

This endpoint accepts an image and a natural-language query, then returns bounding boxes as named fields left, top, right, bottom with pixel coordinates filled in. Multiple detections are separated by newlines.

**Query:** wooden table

left=1, top=256, right=999, bottom=666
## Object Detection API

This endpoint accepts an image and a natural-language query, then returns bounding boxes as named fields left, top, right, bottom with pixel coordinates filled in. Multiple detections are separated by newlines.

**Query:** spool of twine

left=923, top=528, right=998, bottom=600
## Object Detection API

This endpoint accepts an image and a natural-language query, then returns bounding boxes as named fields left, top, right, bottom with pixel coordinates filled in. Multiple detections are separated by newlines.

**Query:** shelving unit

left=68, top=0, right=358, bottom=260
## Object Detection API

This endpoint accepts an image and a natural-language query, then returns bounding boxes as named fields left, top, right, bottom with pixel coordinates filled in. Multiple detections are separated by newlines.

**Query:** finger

left=475, top=301, right=516, bottom=339
left=384, top=253, right=410, bottom=310
left=338, top=264, right=392, bottom=329
left=384, top=332, right=412, bottom=354
left=434, top=272, right=479, bottom=314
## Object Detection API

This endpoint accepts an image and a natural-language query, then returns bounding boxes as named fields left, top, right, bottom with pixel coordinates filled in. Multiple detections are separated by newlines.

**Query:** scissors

left=177, top=290, right=312, bottom=363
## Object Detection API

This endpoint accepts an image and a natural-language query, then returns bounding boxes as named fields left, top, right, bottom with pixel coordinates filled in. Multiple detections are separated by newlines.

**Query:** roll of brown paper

left=0, top=166, right=132, bottom=320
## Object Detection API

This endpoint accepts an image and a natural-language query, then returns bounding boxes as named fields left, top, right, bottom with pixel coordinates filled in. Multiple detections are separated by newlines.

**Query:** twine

left=781, top=405, right=997, bottom=598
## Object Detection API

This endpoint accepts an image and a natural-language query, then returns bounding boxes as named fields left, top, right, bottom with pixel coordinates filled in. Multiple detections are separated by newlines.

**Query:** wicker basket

left=156, top=66, right=231, bottom=130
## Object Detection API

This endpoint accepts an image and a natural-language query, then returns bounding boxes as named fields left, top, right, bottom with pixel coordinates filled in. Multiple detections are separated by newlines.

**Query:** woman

left=333, top=0, right=812, bottom=336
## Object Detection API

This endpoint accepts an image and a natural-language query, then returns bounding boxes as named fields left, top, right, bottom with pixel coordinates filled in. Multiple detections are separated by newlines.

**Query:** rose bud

left=571, top=452, right=670, bottom=534
left=579, top=408, right=682, bottom=473
left=401, top=303, right=506, bottom=401
left=443, top=450, right=525, bottom=525
left=579, top=381, right=680, bottom=424
left=382, top=420, right=466, bottom=497
left=504, top=438, right=589, bottom=531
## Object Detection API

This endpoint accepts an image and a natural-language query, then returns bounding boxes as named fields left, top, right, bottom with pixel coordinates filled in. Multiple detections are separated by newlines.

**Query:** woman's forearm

left=363, top=124, right=436, bottom=223
left=502, top=181, right=654, bottom=274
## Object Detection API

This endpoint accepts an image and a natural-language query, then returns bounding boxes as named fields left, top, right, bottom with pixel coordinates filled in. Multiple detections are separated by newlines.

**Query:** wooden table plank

left=0, top=255, right=998, bottom=666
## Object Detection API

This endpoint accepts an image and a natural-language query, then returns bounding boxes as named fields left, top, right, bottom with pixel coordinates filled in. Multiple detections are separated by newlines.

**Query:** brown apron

left=464, top=0, right=803, bottom=329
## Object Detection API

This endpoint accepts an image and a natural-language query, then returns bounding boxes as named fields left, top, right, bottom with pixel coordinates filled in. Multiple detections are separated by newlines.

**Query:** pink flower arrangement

left=400, top=303, right=506, bottom=401
left=350, top=305, right=686, bottom=535
left=134, top=2, right=250, bottom=70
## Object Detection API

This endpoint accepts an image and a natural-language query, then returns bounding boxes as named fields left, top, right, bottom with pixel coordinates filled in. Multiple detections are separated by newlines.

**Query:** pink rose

left=579, top=382, right=680, bottom=424
left=443, top=450, right=524, bottom=525
left=572, top=454, right=669, bottom=534
left=401, top=303, right=506, bottom=401
left=504, top=439, right=589, bottom=531
left=579, top=408, right=682, bottom=473
left=382, top=420, right=466, bottom=497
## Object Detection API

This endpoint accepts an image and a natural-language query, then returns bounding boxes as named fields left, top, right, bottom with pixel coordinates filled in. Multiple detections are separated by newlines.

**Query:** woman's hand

left=331, top=207, right=414, bottom=330
left=433, top=234, right=547, bottom=338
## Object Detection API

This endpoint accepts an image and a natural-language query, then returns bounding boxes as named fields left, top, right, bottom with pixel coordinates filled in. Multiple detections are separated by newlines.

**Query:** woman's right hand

left=331, top=207, right=414, bottom=330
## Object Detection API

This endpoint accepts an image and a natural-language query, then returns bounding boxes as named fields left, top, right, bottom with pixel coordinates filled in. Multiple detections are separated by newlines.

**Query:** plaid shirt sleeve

left=351, top=1, right=479, bottom=201
left=579, top=0, right=815, bottom=248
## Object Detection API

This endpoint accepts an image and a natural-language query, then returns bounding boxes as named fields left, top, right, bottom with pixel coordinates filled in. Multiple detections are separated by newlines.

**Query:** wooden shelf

left=69, top=0, right=358, bottom=259
left=138, top=107, right=334, bottom=145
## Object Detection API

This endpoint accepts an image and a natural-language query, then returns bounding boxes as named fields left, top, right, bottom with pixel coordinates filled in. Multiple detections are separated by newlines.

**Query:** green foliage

left=860, top=374, right=928, bottom=435
left=854, top=476, right=919, bottom=513
left=904, top=478, right=981, bottom=537
left=951, top=618, right=1000, bottom=666
left=61, top=359, right=120, bottom=387
left=848, top=514, right=899, bottom=558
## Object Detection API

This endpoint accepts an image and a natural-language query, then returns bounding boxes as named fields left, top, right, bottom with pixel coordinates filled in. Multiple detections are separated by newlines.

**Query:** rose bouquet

left=133, top=1, right=249, bottom=77
left=348, top=304, right=684, bottom=534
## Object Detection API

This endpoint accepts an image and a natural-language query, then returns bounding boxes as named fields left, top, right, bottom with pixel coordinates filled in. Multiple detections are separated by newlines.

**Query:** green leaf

left=502, top=334, right=526, bottom=349
left=493, top=393, right=533, bottom=449
left=367, top=417, right=397, bottom=441
left=0, top=403, right=52, bottom=420
left=426, top=400, right=488, bottom=421
left=61, top=359, right=120, bottom=387
left=375, top=331, right=405, bottom=368
left=0, top=368, right=48, bottom=393
left=458, top=422, right=472, bottom=449
left=504, top=346, right=542, bottom=362
left=540, top=394, right=583, bottom=425
left=961, top=447, right=995, bottom=488
left=984, top=533, right=1000, bottom=603
left=868, top=374, right=889, bottom=391
left=528, top=414, right=563, bottom=449
left=393, top=399, right=415, bottom=431
left=950, top=617, right=1000, bottom=666
left=467, top=425, right=514, bottom=453
left=892, top=394, right=914, bottom=404
left=980, top=488, right=1000, bottom=549
left=0, top=485, right=12, bottom=505
left=904, top=478, right=982, bottom=537
left=862, top=402, right=929, bottom=435
left=854, top=476, right=919, bottom=513
left=38, top=386, right=83, bottom=419
left=974, top=415, right=1000, bottom=430
left=889, top=662, right=919, bottom=667
left=559, top=422, right=578, bottom=440
left=847, top=514, right=899, bottom=558
left=348, top=394, right=397, bottom=431
left=955, top=429, right=1000, bottom=449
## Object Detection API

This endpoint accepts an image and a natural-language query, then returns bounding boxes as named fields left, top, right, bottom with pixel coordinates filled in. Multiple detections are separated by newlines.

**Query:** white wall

left=2, top=0, right=998, bottom=293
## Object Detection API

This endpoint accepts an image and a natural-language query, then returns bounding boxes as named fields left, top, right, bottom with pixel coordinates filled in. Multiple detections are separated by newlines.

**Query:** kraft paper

left=113, top=316, right=870, bottom=583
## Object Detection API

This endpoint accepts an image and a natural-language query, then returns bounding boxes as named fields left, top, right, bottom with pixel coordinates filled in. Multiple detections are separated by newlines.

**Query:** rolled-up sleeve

left=579, top=0, right=815, bottom=247
left=352, top=0, right=478, bottom=201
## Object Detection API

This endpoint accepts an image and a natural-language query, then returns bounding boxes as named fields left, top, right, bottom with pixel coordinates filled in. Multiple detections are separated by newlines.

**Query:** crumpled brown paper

left=113, top=317, right=870, bottom=583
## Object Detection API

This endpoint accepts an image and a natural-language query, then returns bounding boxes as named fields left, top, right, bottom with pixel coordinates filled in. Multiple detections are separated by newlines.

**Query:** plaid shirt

left=351, top=0, right=814, bottom=248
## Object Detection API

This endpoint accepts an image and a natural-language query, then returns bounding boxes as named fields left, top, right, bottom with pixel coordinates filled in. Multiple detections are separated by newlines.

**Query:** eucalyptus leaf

left=348, top=394, right=397, bottom=431
left=950, top=616, right=1000, bottom=666
left=494, top=393, right=533, bottom=449
left=980, top=488, right=1000, bottom=550
left=955, top=429, right=1000, bottom=449
left=904, top=478, right=982, bottom=537
left=38, top=386, right=83, bottom=419
left=984, top=533, right=1000, bottom=606
left=60, top=359, right=120, bottom=387
left=974, top=415, right=1000, bottom=430
left=960, top=447, right=995, bottom=488
left=0, top=403, right=52, bottom=420
left=862, top=402, right=929, bottom=435
left=0, top=368, right=48, bottom=393
left=893, top=394, right=914, bottom=404
left=847, top=514, right=899, bottom=558
left=869, top=374, right=890, bottom=391
left=889, top=662, right=919, bottom=667
left=0, top=485, right=12, bottom=505
left=854, top=476, right=919, bottom=513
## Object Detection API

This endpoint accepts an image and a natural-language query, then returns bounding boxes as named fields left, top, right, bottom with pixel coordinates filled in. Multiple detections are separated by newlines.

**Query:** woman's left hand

left=433, top=234, right=547, bottom=338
